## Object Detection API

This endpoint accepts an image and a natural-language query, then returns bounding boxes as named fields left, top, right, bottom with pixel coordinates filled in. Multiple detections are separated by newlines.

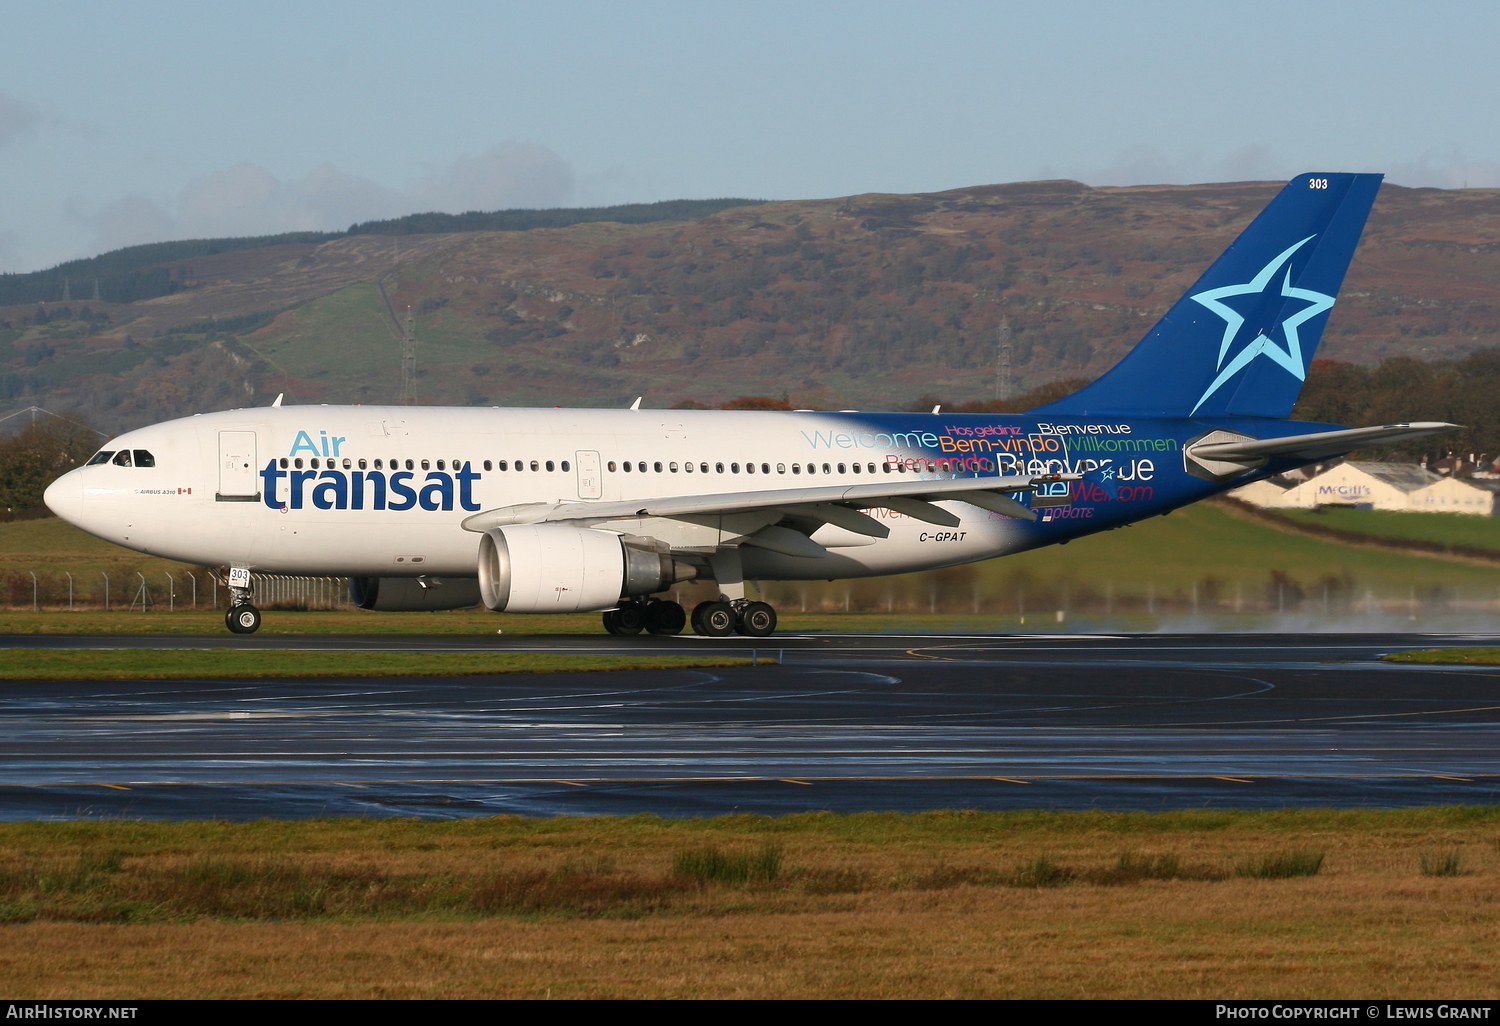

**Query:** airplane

left=44, top=172, right=1455, bottom=636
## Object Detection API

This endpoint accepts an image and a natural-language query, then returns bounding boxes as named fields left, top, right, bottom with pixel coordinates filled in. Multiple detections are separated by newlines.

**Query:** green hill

left=9, top=180, right=1500, bottom=435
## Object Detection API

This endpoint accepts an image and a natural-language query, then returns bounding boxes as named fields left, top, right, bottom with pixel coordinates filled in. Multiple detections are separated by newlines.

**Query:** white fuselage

left=45, top=405, right=1038, bottom=582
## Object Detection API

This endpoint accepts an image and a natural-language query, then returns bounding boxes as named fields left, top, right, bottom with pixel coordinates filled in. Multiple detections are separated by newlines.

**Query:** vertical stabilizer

left=1033, top=173, right=1383, bottom=419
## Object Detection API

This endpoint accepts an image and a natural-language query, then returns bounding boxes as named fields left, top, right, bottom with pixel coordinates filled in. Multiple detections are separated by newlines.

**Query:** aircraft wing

left=1190, top=422, right=1459, bottom=462
left=460, top=472, right=1075, bottom=535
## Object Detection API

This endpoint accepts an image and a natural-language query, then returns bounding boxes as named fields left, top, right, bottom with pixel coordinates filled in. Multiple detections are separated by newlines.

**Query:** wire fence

left=1, top=570, right=353, bottom=612
left=2, top=566, right=1497, bottom=621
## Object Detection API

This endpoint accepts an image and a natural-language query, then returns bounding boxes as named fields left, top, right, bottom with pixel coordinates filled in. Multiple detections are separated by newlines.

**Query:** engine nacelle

left=348, top=576, right=483, bottom=611
left=477, top=524, right=695, bottom=613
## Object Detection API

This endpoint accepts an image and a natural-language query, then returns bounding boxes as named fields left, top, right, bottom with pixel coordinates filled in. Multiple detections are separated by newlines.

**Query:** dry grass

left=1, top=809, right=1498, bottom=998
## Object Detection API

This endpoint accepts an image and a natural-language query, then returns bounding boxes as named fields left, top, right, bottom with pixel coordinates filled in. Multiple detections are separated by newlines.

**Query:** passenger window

left=405, top=459, right=414, bottom=470
left=310, top=458, right=320, bottom=469
left=731, top=463, right=740, bottom=473
left=823, top=463, right=831, bottom=474
left=622, top=461, right=631, bottom=473
left=359, top=459, right=368, bottom=470
left=702, top=463, right=710, bottom=473
left=868, top=463, right=876, bottom=473
left=715, top=463, right=724, bottom=474
left=421, top=460, right=430, bottom=471
left=483, top=460, right=492, bottom=471
left=342, top=458, right=351, bottom=469
left=530, top=461, right=539, bottom=472
left=669, top=462, right=678, bottom=473
left=746, top=463, right=755, bottom=474
left=638, top=462, right=646, bottom=473
left=792, top=464, right=801, bottom=475
left=561, top=460, right=570, bottom=472
left=608, top=461, right=616, bottom=472
left=765, top=464, right=773, bottom=474
left=133, top=450, right=154, bottom=467
left=852, top=463, right=860, bottom=474
left=546, top=460, right=555, bottom=472
left=498, top=460, right=508, bottom=471
left=776, top=463, right=785, bottom=474
left=112, top=451, right=132, bottom=467
left=883, top=463, right=892, bottom=474
left=87, top=451, right=114, bottom=466
left=684, top=462, right=693, bottom=473
left=436, top=460, right=445, bottom=471
left=653, top=462, right=662, bottom=473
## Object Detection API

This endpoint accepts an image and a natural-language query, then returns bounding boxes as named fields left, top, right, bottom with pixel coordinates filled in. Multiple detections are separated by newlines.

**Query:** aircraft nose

left=43, top=470, right=83, bottom=525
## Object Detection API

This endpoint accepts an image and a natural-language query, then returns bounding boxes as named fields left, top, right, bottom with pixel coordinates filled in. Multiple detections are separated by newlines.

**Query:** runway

left=4, top=632, right=1500, bottom=818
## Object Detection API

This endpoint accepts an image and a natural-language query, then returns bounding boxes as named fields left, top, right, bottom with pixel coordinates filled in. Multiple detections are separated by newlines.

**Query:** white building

left=1230, top=461, right=1496, bottom=515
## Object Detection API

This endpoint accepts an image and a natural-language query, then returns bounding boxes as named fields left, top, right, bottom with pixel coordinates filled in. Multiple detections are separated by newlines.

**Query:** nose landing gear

left=226, top=604, right=262, bottom=634
left=220, top=566, right=261, bottom=634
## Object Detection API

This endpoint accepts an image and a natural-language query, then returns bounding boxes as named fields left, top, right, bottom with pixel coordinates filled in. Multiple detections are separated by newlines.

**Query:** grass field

left=1279, top=506, right=1500, bottom=552
left=1384, top=647, right=1500, bottom=665
left=1, top=809, right=1498, bottom=998
left=0, top=649, right=760, bottom=679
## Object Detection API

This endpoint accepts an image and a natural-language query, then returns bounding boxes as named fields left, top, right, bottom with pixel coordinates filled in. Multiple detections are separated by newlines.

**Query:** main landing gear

left=691, top=599, right=777, bottom=638
left=602, top=597, right=687, bottom=636
left=602, top=597, right=778, bottom=637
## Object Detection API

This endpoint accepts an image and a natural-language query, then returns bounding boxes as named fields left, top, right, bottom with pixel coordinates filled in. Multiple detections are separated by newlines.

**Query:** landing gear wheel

left=644, top=599, right=686, bottom=636
left=603, top=602, right=645, bottom=635
left=736, top=601, right=777, bottom=637
left=693, top=600, right=737, bottom=637
left=225, top=604, right=261, bottom=634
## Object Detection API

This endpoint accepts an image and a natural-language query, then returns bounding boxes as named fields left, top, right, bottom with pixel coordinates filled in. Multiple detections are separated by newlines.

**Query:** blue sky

left=2, top=0, right=1497, bottom=272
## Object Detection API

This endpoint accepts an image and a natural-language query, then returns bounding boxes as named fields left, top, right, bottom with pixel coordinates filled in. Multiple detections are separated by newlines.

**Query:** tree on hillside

left=0, top=414, right=103, bottom=516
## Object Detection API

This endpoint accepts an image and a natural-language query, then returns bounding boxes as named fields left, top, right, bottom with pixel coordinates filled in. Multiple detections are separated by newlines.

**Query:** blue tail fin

left=1033, top=172, right=1383, bottom=419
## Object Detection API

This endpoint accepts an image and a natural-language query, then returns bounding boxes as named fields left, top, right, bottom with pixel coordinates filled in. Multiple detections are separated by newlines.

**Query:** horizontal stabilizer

left=1191, top=422, right=1458, bottom=462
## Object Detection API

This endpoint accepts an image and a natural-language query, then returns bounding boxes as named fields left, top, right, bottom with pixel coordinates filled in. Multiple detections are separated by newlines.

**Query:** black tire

left=616, top=602, right=646, bottom=634
left=695, top=600, right=737, bottom=637
left=690, top=601, right=711, bottom=635
left=604, top=604, right=644, bottom=636
left=225, top=604, right=261, bottom=634
left=737, top=601, right=777, bottom=637
left=645, top=599, right=686, bottom=636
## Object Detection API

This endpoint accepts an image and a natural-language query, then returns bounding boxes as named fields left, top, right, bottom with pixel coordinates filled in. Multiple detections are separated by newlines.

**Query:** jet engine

left=477, top=524, right=696, bottom=613
left=348, top=576, right=483, bottom=611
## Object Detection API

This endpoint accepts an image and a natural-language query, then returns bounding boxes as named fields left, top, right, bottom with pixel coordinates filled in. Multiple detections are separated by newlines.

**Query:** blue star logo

left=1188, top=235, right=1335, bottom=415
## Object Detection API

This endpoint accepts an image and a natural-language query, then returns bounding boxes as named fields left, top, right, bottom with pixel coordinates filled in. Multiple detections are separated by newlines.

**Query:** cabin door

left=575, top=450, right=602, bottom=499
left=217, top=430, right=259, bottom=501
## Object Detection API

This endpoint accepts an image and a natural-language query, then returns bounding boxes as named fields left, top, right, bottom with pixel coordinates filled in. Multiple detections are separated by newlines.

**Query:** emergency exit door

left=217, top=431, right=259, bottom=501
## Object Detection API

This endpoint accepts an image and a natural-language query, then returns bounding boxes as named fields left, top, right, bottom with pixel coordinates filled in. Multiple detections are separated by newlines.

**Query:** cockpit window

left=111, top=450, right=133, bottom=467
left=87, top=451, right=115, bottom=466
left=133, top=450, right=155, bottom=468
